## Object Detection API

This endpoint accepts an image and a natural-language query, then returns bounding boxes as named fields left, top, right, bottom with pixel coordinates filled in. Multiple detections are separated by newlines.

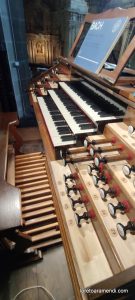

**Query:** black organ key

left=61, top=135, right=76, bottom=141
left=52, top=115, right=64, bottom=121
left=54, top=121, right=67, bottom=127
left=66, top=81, right=126, bottom=117
left=79, top=124, right=93, bottom=129
left=57, top=127, right=71, bottom=134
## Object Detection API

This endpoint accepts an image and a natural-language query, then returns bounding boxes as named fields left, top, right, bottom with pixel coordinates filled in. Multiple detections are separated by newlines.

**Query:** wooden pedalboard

left=15, top=151, right=62, bottom=250
left=50, top=121, right=135, bottom=299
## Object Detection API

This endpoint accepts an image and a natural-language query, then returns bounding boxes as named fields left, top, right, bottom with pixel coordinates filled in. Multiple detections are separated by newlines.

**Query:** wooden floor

left=0, top=127, right=75, bottom=300
left=0, top=246, right=75, bottom=300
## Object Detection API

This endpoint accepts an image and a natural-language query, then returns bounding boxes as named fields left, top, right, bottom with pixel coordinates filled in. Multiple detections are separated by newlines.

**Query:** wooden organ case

left=29, top=7, right=135, bottom=299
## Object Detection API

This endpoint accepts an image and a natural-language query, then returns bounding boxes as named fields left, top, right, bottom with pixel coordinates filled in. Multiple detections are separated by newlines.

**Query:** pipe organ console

left=27, top=6, right=135, bottom=299
left=1, top=6, right=135, bottom=299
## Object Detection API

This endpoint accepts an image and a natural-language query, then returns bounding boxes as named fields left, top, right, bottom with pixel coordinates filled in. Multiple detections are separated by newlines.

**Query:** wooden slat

left=32, top=237, right=62, bottom=250
left=15, top=166, right=45, bottom=175
left=22, top=200, right=53, bottom=212
left=21, top=188, right=51, bottom=199
left=31, top=229, right=61, bottom=242
left=77, top=163, right=135, bottom=270
left=15, top=174, right=47, bottom=184
left=22, top=206, right=55, bottom=219
left=15, top=170, right=47, bottom=179
left=51, top=160, right=113, bottom=289
left=16, top=179, right=49, bottom=189
left=22, top=194, right=53, bottom=206
left=24, top=222, right=59, bottom=235
left=15, top=161, right=46, bottom=171
left=21, top=183, right=50, bottom=194
left=15, top=157, right=46, bottom=167
left=15, top=152, right=43, bottom=159
left=24, top=213, right=57, bottom=226
left=15, top=155, right=45, bottom=163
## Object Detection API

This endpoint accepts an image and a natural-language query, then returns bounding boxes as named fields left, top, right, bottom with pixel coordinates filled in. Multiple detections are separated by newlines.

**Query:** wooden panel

left=32, top=99, right=56, bottom=160
left=7, top=145, right=15, bottom=186
left=107, top=160, right=135, bottom=209
left=51, top=160, right=112, bottom=289
left=77, top=162, right=135, bottom=270
left=105, top=122, right=135, bottom=156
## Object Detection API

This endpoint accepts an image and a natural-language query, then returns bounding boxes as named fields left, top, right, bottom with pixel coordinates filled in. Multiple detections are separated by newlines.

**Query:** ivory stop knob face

left=108, top=203, right=115, bottom=217
left=74, top=213, right=80, bottom=226
left=87, top=165, right=92, bottom=175
left=90, top=148, right=94, bottom=156
left=92, top=175, right=98, bottom=186
left=84, top=139, right=88, bottom=147
left=128, top=125, right=134, bottom=135
left=94, top=157, right=100, bottom=167
left=99, top=188, right=106, bottom=200
left=122, top=165, right=131, bottom=176
left=116, top=223, right=126, bottom=239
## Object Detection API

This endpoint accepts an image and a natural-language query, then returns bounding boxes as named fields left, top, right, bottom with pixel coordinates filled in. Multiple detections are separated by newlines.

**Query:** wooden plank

left=15, top=152, right=43, bottom=159
left=77, top=163, right=135, bottom=270
left=16, top=179, right=49, bottom=189
left=15, top=174, right=47, bottom=184
left=107, top=160, right=135, bottom=209
left=24, top=213, right=57, bottom=226
left=22, top=195, right=53, bottom=206
left=21, top=188, right=51, bottom=199
left=46, top=156, right=84, bottom=299
left=15, top=170, right=47, bottom=179
left=22, top=207, right=55, bottom=219
left=15, top=161, right=46, bottom=171
left=15, top=155, right=45, bottom=163
left=15, top=166, right=45, bottom=175
left=21, top=183, right=50, bottom=194
left=50, top=160, right=113, bottom=288
left=24, top=222, right=59, bottom=235
left=22, top=200, right=53, bottom=212
left=31, top=229, right=61, bottom=242
left=32, top=237, right=62, bottom=250
left=15, top=158, right=46, bottom=167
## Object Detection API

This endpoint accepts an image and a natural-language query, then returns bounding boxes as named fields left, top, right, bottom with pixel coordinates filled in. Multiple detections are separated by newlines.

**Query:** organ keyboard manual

left=29, top=7, right=135, bottom=159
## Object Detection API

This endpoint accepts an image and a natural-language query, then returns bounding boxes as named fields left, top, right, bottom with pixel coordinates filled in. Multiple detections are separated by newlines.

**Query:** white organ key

left=59, top=82, right=125, bottom=125
left=37, top=96, right=76, bottom=147
left=48, top=90, right=97, bottom=135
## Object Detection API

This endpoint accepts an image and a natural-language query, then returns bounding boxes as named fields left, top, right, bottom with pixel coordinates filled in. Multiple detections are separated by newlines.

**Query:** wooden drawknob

left=75, top=209, right=96, bottom=227
left=108, top=200, right=131, bottom=217
left=66, top=184, right=84, bottom=196
left=122, top=164, right=135, bottom=177
left=117, top=219, right=135, bottom=239
left=99, top=186, right=120, bottom=200
left=87, top=164, right=98, bottom=175
left=70, top=197, right=83, bottom=211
